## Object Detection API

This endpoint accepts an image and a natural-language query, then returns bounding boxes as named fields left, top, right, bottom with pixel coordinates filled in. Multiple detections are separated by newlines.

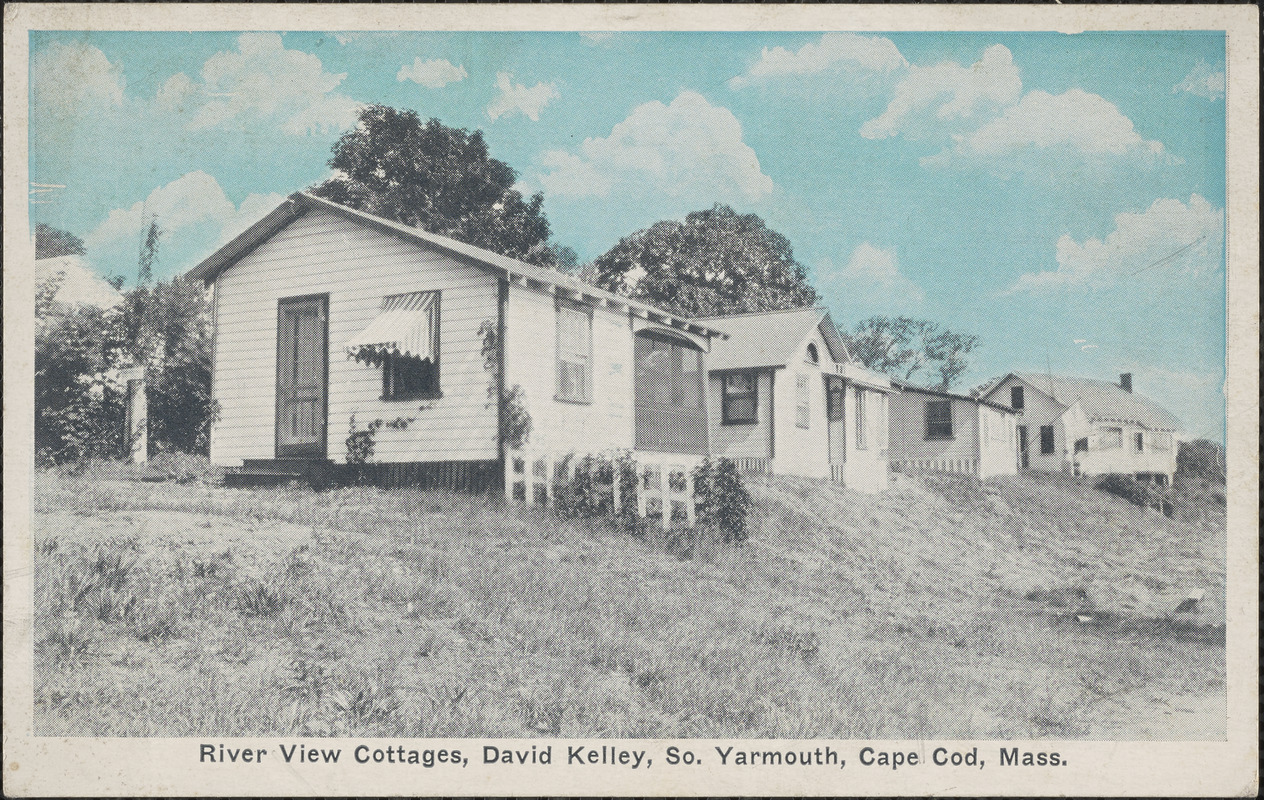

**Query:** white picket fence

left=504, top=448, right=701, bottom=528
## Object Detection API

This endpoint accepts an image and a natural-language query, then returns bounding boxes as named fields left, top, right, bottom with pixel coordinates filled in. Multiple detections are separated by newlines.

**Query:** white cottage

left=979, top=372, right=1182, bottom=484
left=695, top=307, right=895, bottom=493
left=188, top=192, right=726, bottom=489
left=887, top=380, right=1018, bottom=479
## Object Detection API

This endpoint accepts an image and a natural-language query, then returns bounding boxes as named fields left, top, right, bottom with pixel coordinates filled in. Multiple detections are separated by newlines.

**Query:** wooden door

left=276, top=295, right=328, bottom=458
left=1017, top=425, right=1029, bottom=469
left=826, top=375, right=846, bottom=464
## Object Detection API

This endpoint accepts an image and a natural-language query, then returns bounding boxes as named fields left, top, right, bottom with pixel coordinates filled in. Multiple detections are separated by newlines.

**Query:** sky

left=27, top=29, right=1227, bottom=442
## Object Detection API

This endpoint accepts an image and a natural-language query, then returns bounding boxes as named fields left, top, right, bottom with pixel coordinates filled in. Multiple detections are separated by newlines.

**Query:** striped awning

left=345, top=291, right=437, bottom=363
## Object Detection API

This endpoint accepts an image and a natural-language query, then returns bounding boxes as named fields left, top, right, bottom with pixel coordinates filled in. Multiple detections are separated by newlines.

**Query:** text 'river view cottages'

left=190, top=191, right=1190, bottom=507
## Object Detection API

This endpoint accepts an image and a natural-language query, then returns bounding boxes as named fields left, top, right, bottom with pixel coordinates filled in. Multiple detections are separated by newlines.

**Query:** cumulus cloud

left=31, top=41, right=126, bottom=119
left=1008, top=195, right=1224, bottom=293
left=84, top=172, right=284, bottom=280
left=729, top=32, right=907, bottom=89
left=164, top=33, right=360, bottom=135
left=486, top=72, right=559, bottom=121
left=397, top=57, right=467, bottom=88
left=579, top=32, right=615, bottom=45
left=819, top=243, right=925, bottom=309
left=1173, top=61, right=1224, bottom=100
left=860, top=44, right=1021, bottom=140
left=536, top=90, right=773, bottom=204
left=933, top=88, right=1167, bottom=166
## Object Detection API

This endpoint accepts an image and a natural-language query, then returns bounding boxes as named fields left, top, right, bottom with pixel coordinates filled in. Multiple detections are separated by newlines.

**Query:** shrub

left=692, top=457, right=753, bottom=543
left=1095, top=473, right=1171, bottom=515
left=1176, top=439, right=1226, bottom=482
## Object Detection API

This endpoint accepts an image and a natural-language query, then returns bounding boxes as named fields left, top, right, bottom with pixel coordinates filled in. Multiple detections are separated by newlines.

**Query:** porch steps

left=224, top=459, right=336, bottom=489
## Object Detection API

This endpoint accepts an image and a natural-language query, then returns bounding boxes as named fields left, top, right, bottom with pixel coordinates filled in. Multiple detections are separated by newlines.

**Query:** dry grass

left=30, top=465, right=1225, bottom=739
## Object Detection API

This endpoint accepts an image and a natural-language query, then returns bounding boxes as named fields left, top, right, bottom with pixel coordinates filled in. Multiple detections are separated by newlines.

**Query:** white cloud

left=819, top=243, right=925, bottom=309
left=486, top=72, right=559, bottom=121
left=1173, top=61, right=1224, bottom=100
left=170, top=33, right=360, bottom=135
left=579, top=32, right=615, bottom=46
left=536, top=90, right=773, bottom=204
left=936, top=88, right=1166, bottom=165
left=1009, top=195, right=1224, bottom=293
left=397, top=58, right=467, bottom=89
left=84, top=172, right=284, bottom=280
left=31, top=41, right=126, bottom=119
left=860, top=44, right=1021, bottom=140
left=729, top=32, right=907, bottom=89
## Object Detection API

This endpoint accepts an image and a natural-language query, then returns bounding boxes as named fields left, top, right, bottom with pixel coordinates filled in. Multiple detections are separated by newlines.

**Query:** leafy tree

left=137, top=217, right=162, bottom=286
left=311, top=104, right=569, bottom=268
left=34, top=223, right=85, bottom=259
left=846, top=315, right=981, bottom=389
left=591, top=204, right=819, bottom=317
left=1176, top=438, right=1226, bottom=482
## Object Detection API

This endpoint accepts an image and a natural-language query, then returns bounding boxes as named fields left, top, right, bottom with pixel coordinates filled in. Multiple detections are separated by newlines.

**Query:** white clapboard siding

left=503, top=284, right=636, bottom=455
left=211, top=209, right=499, bottom=465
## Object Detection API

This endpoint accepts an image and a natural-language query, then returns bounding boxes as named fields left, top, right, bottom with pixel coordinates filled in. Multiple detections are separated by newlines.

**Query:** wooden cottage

left=979, top=372, right=1182, bottom=484
left=695, top=307, right=895, bottom=493
left=887, top=379, right=1018, bottom=479
left=188, top=192, right=727, bottom=489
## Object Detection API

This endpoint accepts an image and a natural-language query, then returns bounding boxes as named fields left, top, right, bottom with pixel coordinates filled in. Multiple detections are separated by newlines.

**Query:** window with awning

left=345, top=291, right=440, bottom=400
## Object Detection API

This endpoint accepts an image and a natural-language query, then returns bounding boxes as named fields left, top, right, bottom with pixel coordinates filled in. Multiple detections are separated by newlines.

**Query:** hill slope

left=32, top=466, right=1225, bottom=739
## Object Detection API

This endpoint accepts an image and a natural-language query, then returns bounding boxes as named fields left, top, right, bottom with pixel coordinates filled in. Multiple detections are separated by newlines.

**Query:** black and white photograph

left=4, top=3, right=1257, bottom=797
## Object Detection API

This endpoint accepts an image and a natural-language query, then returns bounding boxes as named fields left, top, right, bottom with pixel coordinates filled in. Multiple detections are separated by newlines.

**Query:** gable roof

left=693, top=307, right=850, bottom=371
left=891, top=377, right=1015, bottom=413
left=988, top=372, right=1182, bottom=431
left=187, top=191, right=727, bottom=341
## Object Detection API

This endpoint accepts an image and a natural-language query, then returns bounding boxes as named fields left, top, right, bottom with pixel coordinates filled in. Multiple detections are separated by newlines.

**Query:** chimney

left=1120, top=373, right=1132, bottom=393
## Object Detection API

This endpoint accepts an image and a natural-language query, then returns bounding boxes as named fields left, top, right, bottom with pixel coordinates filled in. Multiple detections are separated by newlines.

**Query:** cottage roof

left=993, top=372, right=1182, bottom=431
left=694, top=307, right=850, bottom=371
left=187, top=192, right=727, bottom=341
left=890, top=377, right=1015, bottom=414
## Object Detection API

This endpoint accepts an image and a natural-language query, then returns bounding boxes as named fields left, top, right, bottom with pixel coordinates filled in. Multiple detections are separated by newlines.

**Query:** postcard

left=3, top=3, right=1257, bottom=796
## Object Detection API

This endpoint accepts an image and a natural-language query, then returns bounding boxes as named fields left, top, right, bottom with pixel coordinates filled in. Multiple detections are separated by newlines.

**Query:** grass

left=30, top=463, right=1225, bottom=739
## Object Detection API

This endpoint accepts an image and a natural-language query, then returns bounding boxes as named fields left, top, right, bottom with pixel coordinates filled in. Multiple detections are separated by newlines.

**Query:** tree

left=1176, top=438, right=1226, bottom=482
left=34, top=223, right=85, bottom=259
left=591, top=204, right=819, bottom=317
left=846, top=315, right=981, bottom=389
left=137, top=217, right=162, bottom=286
left=311, top=104, right=569, bottom=268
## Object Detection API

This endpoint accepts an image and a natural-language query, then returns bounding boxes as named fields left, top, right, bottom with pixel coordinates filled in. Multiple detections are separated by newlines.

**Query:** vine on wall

left=480, top=319, right=532, bottom=450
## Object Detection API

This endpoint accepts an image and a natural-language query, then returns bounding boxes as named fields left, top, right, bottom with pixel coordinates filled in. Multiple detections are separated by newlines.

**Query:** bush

left=1095, top=473, right=1171, bottom=516
left=1176, top=439, right=1226, bottom=482
left=692, top=457, right=753, bottom=543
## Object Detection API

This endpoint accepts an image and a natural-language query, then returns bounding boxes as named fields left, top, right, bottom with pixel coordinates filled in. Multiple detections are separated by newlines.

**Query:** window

left=722, top=371, right=758, bottom=425
left=1101, top=426, right=1123, bottom=450
left=1134, top=432, right=1144, bottom=453
left=925, top=399, right=953, bottom=439
left=1040, top=425, right=1055, bottom=454
left=1074, top=437, right=1088, bottom=453
left=795, top=374, right=810, bottom=429
left=384, top=353, right=438, bottom=400
left=556, top=302, right=592, bottom=403
left=855, top=387, right=867, bottom=448
left=1011, top=385, right=1024, bottom=410
left=805, top=343, right=819, bottom=364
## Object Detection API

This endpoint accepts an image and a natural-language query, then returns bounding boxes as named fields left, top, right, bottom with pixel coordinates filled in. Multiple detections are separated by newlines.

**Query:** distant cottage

left=189, top=192, right=729, bottom=489
left=979, top=372, right=1182, bottom=485
left=887, top=379, right=1018, bottom=479
left=697, top=307, right=896, bottom=493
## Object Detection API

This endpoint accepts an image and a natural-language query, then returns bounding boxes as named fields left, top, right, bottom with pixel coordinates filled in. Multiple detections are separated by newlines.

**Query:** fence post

left=685, top=469, right=696, bottom=527
left=636, top=459, right=648, bottom=518
left=659, top=465, right=671, bottom=528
